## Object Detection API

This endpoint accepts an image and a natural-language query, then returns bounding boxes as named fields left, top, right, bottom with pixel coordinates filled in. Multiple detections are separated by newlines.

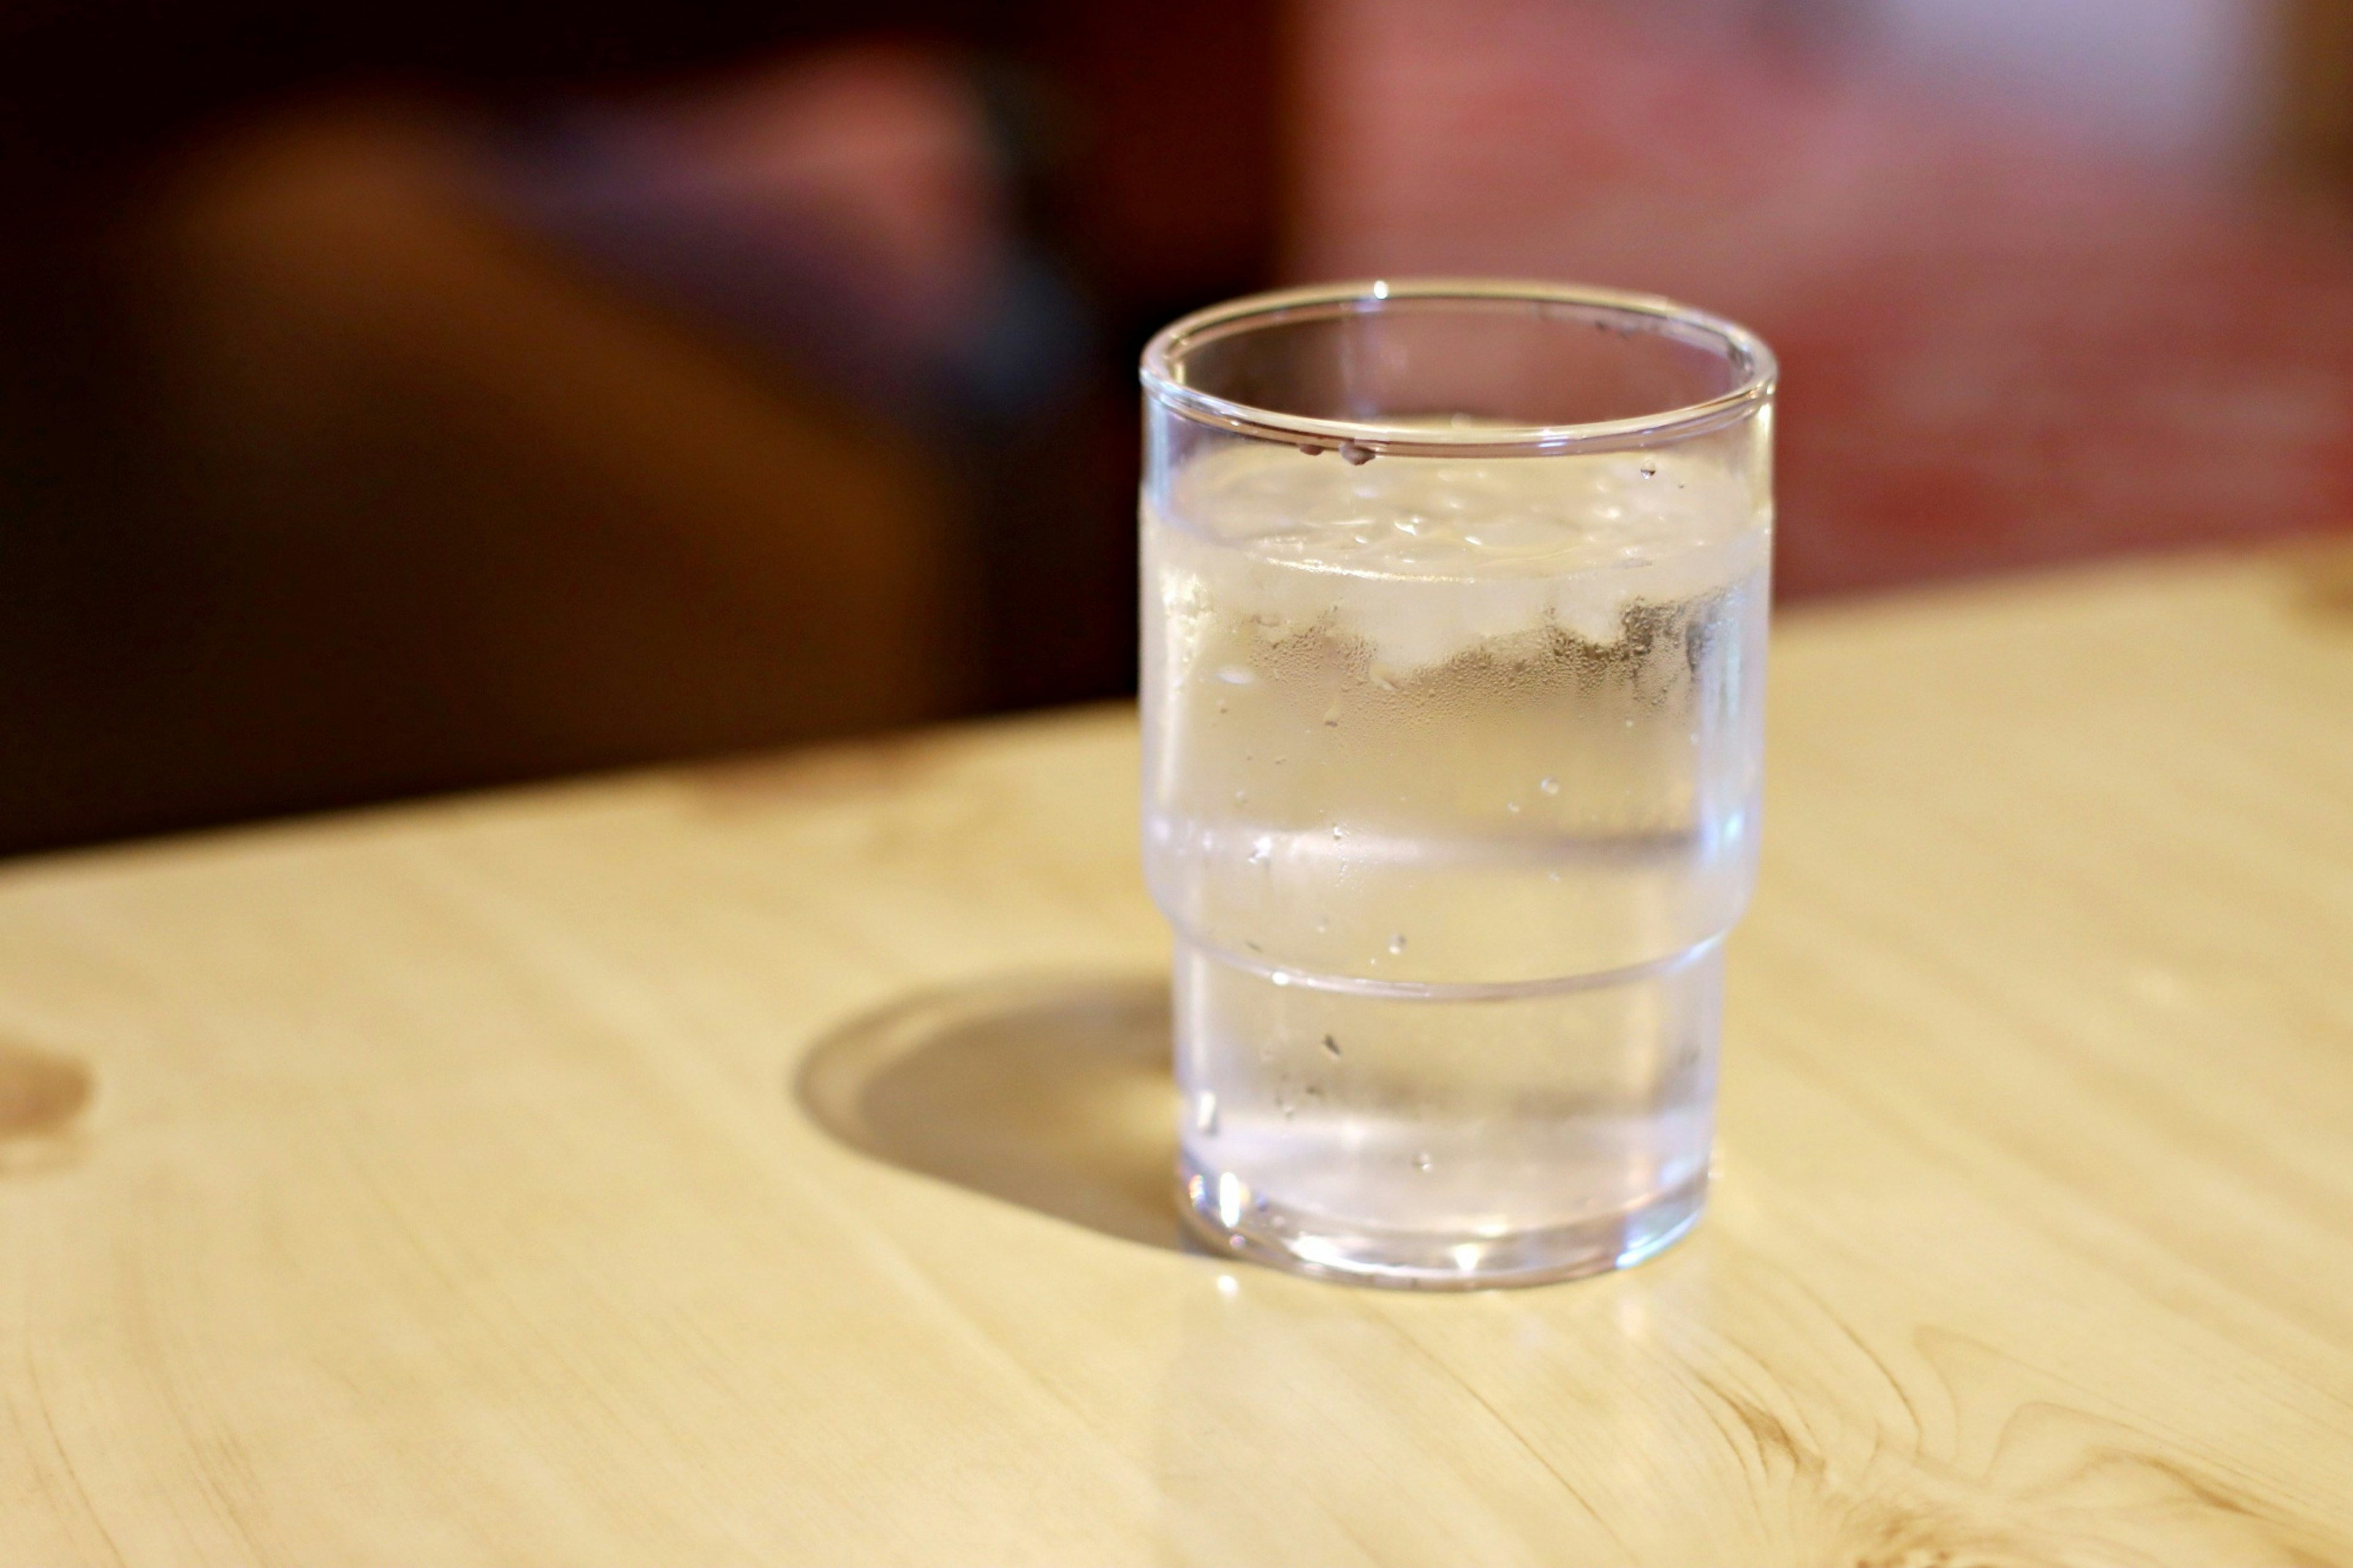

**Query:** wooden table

left=4, top=546, right=2351, bottom=1566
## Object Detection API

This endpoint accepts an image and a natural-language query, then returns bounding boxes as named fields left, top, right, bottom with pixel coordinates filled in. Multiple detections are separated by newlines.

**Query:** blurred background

left=2, top=0, right=2349, bottom=858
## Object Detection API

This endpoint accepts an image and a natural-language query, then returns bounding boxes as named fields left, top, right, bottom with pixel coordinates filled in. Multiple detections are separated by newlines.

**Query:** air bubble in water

left=1539, top=776, right=1560, bottom=795
left=1389, top=933, right=1408, bottom=954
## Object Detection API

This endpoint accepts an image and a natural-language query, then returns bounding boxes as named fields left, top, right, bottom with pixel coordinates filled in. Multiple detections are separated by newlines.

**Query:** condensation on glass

left=1140, top=280, right=1776, bottom=1288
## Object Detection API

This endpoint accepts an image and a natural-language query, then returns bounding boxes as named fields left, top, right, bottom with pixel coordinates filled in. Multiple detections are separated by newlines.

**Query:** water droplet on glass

left=1247, top=834, right=1272, bottom=866
left=1338, top=439, right=1375, bottom=466
left=1539, top=776, right=1560, bottom=795
left=1331, top=825, right=1346, bottom=841
left=1322, top=1034, right=1341, bottom=1058
left=1413, top=1152, right=1433, bottom=1172
left=1322, top=704, right=1341, bottom=727
left=1234, top=789, right=1249, bottom=803
left=1506, top=801, right=1521, bottom=814
left=1639, top=460, right=1658, bottom=479
left=1297, top=442, right=1322, bottom=456
left=1389, top=933, right=1408, bottom=954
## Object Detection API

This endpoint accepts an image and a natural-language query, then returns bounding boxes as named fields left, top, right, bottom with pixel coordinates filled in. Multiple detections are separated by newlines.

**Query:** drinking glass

left=1139, top=280, right=1776, bottom=1288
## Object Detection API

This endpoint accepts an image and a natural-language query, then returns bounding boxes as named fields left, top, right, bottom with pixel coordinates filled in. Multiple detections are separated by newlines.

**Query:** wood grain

left=3, top=545, right=2351, bottom=1565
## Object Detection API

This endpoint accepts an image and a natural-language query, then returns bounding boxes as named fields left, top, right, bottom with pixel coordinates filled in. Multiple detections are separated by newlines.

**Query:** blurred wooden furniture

left=2, top=543, right=2351, bottom=1564
left=0, top=105, right=961, bottom=858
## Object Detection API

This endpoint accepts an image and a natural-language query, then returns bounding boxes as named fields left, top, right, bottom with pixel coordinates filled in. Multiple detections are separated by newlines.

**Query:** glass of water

left=1139, top=280, right=1776, bottom=1289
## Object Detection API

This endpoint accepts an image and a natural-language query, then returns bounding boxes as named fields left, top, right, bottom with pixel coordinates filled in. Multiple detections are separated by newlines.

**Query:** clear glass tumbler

left=1139, top=281, right=1776, bottom=1288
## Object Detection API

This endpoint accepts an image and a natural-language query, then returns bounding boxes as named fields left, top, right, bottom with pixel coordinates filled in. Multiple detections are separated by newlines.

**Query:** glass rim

left=1139, top=278, right=1778, bottom=457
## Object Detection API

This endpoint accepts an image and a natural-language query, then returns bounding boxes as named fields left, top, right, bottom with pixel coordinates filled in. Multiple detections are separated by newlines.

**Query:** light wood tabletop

left=4, top=544, right=2352, bottom=1566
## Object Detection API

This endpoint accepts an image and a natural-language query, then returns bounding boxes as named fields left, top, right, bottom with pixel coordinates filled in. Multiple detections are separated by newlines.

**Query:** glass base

left=1178, top=1157, right=1707, bottom=1290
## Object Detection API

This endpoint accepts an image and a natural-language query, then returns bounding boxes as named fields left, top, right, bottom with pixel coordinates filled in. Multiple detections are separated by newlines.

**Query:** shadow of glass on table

left=795, top=973, right=1188, bottom=1252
